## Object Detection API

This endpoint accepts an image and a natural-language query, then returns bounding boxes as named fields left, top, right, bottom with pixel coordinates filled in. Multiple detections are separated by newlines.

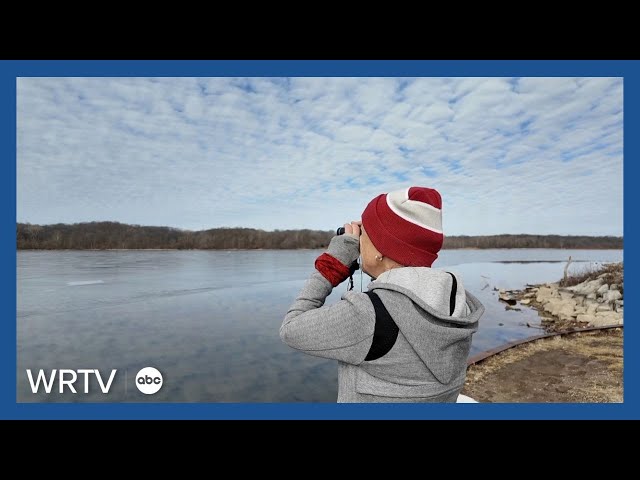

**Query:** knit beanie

left=361, top=186, right=443, bottom=267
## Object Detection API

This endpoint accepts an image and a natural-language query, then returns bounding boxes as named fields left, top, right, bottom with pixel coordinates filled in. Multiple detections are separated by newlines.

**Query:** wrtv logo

left=25, top=367, right=164, bottom=395
left=26, top=369, right=118, bottom=394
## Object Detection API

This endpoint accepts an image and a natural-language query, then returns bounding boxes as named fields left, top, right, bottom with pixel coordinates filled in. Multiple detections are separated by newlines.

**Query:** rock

left=605, top=311, right=623, bottom=323
left=558, top=304, right=577, bottom=319
left=586, top=304, right=598, bottom=315
left=544, top=299, right=577, bottom=318
left=604, top=290, right=622, bottom=303
left=586, top=293, right=597, bottom=300
left=576, top=314, right=597, bottom=324
left=536, top=287, right=560, bottom=303
left=520, top=299, right=531, bottom=305
left=499, top=293, right=517, bottom=305
left=585, top=279, right=605, bottom=293
left=579, top=311, right=623, bottom=327
left=543, top=299, right=568, bottom=316
left=499, top=288, right=505, bottom=294
left=590, top=314, right=622, bottom=327
left=574, top=306, right=586, bottom=315
left=523, top=292, right=536, bottom=299
left=568, top=278, right=603, bottom=296
left=610, top=284, right=618, bottom=291
left=559, top=291, right=574, bottom=301
left=536, top=287, right=554, bottom=303
left=573, top=295, right=584, bottom=307
left=597, top=304, right=613, bottom=312
left=597, top=284, right=610, bottom=295
left=614, top=300, right=623, bottom=312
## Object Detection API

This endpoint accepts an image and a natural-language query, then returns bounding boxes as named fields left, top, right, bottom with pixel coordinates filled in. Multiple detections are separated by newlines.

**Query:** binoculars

left=337, top=226, right=362, bottom=238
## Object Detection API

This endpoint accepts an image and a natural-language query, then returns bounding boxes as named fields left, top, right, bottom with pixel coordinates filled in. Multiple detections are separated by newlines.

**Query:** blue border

left=2, top=60, right=636, bottom=419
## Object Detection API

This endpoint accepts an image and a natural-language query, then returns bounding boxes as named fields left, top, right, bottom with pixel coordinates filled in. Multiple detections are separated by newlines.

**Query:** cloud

left=17, top=76, right=623, bottom=235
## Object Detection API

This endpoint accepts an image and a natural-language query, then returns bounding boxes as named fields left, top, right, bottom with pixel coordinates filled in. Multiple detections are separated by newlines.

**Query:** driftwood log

left=563, top=256, right=573, bottom=283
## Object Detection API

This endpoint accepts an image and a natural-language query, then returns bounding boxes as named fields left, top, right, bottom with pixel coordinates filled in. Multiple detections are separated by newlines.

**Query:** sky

left=17, top=77, right=623, bottom=236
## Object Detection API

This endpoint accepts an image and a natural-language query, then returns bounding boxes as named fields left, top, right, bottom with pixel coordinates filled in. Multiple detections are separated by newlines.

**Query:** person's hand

left=317, top=221, right=361, bottom=287
left=342, top=221, right=362, bottom=240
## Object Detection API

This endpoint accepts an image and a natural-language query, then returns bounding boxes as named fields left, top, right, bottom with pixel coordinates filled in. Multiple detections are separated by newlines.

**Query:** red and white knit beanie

left=361, top=186, right=443, bottom=267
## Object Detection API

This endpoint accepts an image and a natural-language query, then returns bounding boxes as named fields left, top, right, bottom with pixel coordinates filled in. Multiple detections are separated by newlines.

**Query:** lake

left=17, top=248, right=623, bottom=402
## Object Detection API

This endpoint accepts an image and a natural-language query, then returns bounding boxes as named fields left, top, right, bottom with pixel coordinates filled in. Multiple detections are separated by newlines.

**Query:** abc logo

left=135, top=367, right=163, bottom=395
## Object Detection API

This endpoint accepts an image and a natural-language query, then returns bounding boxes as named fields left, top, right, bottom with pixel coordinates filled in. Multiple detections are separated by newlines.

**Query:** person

left=280, top=186, right=485, bottom=402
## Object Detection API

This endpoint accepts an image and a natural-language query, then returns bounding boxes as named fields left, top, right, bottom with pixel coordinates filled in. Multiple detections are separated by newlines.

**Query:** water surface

left=17, top=248, right=622, bottom=402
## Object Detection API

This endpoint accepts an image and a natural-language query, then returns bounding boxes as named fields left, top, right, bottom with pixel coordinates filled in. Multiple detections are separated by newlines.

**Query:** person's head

left=360, top=186, right=443, bottom=278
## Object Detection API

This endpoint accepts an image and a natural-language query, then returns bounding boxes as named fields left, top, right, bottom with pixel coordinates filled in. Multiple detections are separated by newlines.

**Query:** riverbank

left=462, top=261, right=624, bottom=402
left=462, top=328, right=623, bottom=402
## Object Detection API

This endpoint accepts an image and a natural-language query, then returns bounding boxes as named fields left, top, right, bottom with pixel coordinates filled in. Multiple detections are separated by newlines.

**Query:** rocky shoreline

left=462, top=262, right=624, bottom=402
left=498, top=263, right=624, bottom=332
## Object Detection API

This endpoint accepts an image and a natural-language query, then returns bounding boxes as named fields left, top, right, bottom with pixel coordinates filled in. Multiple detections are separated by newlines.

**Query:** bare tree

left=16, top=222, right=623, bottom=250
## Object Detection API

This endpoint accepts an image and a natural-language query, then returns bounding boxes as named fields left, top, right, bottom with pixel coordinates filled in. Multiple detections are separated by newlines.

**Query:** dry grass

left=568, top=380, right=623, bottom=403
left=466, top=336, right=565, bottom=384
left=463, top=329, right=623, bottom=403
left=559, top=261, right=623, bottom=291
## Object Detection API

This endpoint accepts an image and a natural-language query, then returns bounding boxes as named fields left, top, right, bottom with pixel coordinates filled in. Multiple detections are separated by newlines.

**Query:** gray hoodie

left=280, top=235, right=484, bottom=402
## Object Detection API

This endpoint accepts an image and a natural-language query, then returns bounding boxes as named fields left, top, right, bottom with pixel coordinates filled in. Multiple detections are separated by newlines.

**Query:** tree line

left=442, top=234, right=622, bottom=249
left=16, top=222, right=623, bottom=250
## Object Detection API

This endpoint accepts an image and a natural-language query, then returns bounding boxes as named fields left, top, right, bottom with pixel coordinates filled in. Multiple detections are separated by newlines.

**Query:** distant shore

left=17, top=221, right=623, bottom=250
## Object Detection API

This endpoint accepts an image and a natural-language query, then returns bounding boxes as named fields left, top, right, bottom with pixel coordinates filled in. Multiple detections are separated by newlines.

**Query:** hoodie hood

left=368, top=267, right=484, bottom=384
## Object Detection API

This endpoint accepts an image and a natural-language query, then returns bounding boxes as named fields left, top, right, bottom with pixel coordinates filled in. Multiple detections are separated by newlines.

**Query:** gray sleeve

left=279, top=236, right=375, bottom=365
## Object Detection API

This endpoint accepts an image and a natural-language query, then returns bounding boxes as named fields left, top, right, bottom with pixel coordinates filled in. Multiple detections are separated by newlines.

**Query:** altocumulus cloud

left=17, top=77, right=622, bottom=236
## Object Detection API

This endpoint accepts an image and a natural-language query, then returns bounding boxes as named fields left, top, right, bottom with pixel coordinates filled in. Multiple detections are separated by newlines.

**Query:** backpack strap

left=447, top=272, right=457, bottom=315
left=363, top=290, right=399, bottom=361
left=363, top=273, right=458, bottom=361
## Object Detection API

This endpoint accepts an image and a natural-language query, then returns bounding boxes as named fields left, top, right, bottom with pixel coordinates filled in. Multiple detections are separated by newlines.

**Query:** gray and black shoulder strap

left=363, top=272, right=457, bottom=361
